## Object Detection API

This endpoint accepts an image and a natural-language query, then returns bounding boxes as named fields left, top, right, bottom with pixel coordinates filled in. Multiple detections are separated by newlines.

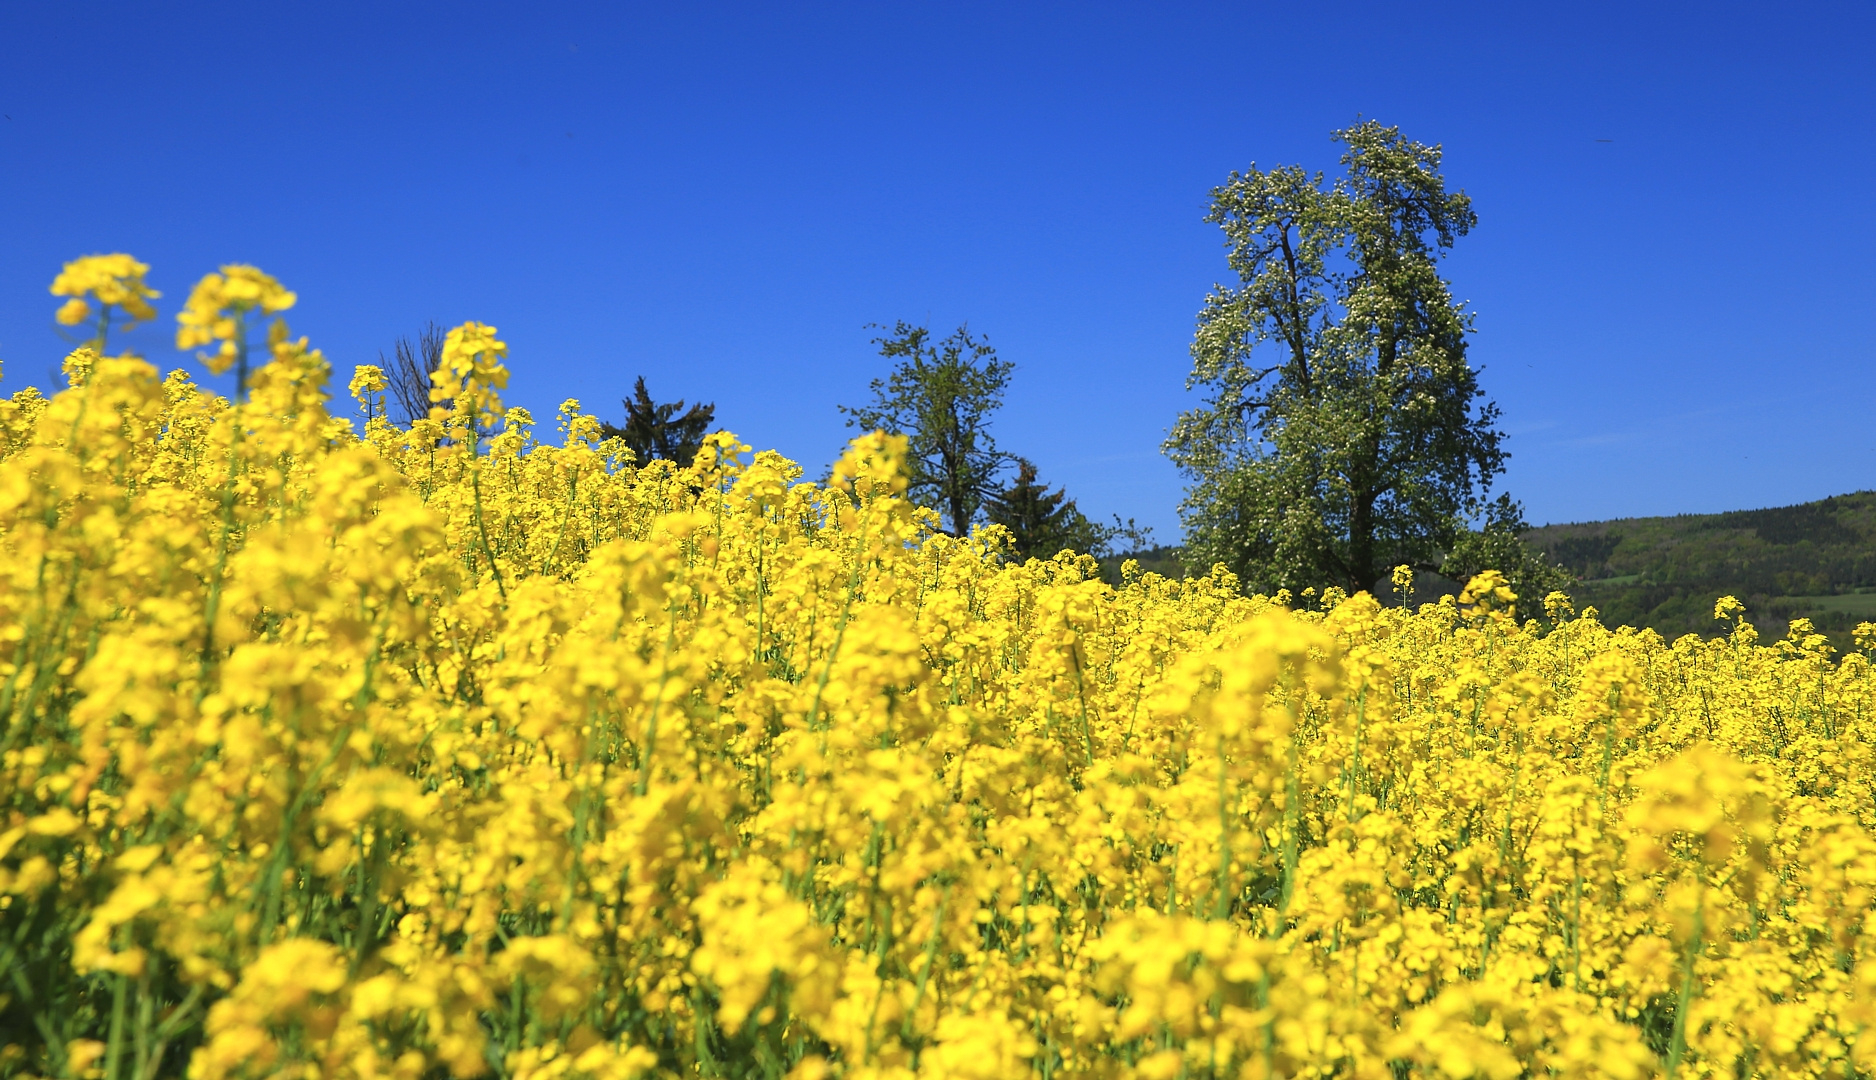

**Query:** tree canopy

left=1165, top=120, right=1537, bottom=596
left=840, top=322, right=1012, bottom=536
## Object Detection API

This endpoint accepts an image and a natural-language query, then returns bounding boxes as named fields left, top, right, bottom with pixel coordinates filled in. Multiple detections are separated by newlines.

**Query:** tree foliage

left=1438, top=494, right=1575, bottom=609
left=1166, top=120, right=1528, bottom=595
left=840, top=322, right=1012, bottom=536
left=599, top=376, right=716, bottom=468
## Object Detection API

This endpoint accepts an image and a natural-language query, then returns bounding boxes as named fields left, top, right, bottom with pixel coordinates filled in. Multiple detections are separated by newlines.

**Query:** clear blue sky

left=3, top=2, right=1872, bottom=537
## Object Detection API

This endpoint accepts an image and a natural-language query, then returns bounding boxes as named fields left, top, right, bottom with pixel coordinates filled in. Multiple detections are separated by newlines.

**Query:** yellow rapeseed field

left=4, top=255, right=1876, bottom=1080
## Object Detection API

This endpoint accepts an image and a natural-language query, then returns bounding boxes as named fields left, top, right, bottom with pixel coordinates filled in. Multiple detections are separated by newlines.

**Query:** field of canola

left=4, top=258, right=1876, bottom=1080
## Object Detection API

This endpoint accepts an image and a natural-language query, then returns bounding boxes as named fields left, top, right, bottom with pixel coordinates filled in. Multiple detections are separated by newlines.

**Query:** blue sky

left=3, top=2, right=1871, bottom=538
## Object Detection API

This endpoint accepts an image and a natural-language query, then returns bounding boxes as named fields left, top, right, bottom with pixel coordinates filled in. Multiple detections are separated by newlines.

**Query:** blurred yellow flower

left=175, top=264, right=296, bottom=390
left=48, top=252, right=159, bottom=350
left=431, top=320, right=510, bottom=426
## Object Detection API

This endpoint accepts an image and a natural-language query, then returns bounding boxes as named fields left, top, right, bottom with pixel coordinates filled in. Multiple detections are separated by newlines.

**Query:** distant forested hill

left=1523, top=491, right=1876, bottom=645
left=1094, top=493, right=1876, bottom=646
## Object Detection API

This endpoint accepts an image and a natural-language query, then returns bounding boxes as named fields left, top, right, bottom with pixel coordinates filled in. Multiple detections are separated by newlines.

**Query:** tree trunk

left=1348, top=485, right=1377, bottom=595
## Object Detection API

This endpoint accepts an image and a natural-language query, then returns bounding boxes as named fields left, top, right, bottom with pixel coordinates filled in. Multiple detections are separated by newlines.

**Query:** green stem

left=105, top=971, right=128, bottom=1080
left=1664, top=885, right=1706, bottom=1079
left=635, top=609, right=680, bottom=797
left=1215, top=731, right=1232, bottom=920
left=471, top=467, right=507, bottom=600
left=1345, top=689, right=1366, bottom=822
left=1278, top=715, right=1302, bottom=922
left=901, top=884, right=952, bottom=1055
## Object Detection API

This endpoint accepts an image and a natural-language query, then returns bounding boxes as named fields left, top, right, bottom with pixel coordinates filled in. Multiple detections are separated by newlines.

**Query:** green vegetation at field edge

left=1523, top=490, right=1876, bottom=647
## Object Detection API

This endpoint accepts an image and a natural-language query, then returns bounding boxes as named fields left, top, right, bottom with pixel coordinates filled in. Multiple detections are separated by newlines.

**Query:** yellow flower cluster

left=432, top=322, right=511, bottom=428
left=174, top=265, right=299, bottom=396
left=48, top=254, right=161, bottom=353
left=4, top=257, right=1876, bottom=1080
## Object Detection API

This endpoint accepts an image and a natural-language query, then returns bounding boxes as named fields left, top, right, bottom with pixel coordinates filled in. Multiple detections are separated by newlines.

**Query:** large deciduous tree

left=1166, top=120, right=1523, bottom=596
left=841, top=322, right=1012, bottom=536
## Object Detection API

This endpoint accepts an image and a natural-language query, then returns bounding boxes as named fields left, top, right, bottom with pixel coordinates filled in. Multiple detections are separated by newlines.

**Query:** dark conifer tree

left=600, top=377, right=716, bottom=467
left=984, top=459, right=1109, bottom=560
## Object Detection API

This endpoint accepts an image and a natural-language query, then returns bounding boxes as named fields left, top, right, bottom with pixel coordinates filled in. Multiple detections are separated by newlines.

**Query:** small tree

left=840, top=322, right=1012, bottom=536
left=984, top=459, right=1112, bottom=561
left=381, top=322, right=446, bottom=426
left=599, top=377, right=716, bottom=467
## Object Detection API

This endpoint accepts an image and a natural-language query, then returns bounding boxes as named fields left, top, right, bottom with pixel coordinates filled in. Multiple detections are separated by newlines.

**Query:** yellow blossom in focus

left=1459, top=568, right=1517, bottom=618
left=349, top=363, right=388, bottom=397
left=61, top=346, right=98, bottom=388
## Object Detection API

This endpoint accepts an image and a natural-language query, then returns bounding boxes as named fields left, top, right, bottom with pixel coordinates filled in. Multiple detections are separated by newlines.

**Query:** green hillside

left=1096, top=493, right=1876, bottom=646
left=1523, top=491, right=1876, bottom=644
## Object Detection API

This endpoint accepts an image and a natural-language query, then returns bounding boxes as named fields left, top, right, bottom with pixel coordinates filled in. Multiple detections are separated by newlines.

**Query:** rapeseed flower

left=49, top=252, right=160, bottom=352
left=0, top=252, right=1873, bottom=1079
